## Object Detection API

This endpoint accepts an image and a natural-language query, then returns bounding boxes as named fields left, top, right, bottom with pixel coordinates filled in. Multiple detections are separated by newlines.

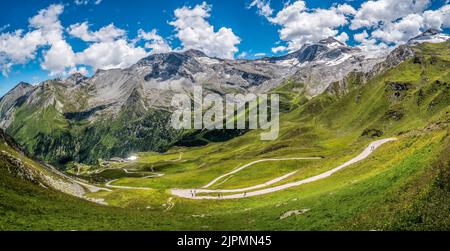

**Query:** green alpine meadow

left=0, top=0, right=449, bottom=232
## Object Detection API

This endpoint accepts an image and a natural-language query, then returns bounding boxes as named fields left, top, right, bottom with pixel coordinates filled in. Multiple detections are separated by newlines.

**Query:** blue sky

left=0, top=0, right=449, bottom=95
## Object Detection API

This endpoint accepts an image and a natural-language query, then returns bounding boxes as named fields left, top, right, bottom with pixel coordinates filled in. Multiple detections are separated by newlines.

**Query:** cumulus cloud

left=69, top=66, right=89, bottom=76
left=351, top=1, right=449, bottom=54
left=335, top=32, right=350, bottom=43
left=0, top=4, right=76, bottom=76
left=353, top=30, right=392, bottom=58
left=137, top=29, right=172, bottom=54
left=248, top=0, right=273, bottom=18
left=169, top=2, right=241, bottom=59
left=271, top=45, right=287, bottom=53
left=76, top=39, right=148, bottom=70
left=0, top=3, right=161, bottom=76
left=350, top=0, right=431, bottom=30
left=67, top=21, right=151, bottom=70
left=423, top=4, right=450, bottom=30
left=371, top=13, right=424, bottom=44
left=68, top=22, right=126, bottom=42
left=0, top=30, right=44, bottom=75
left=29, top=4, right=76, bottom=75
left=41, top=40, right=76, bottom=75
left=262, top=1, right=355, bottom=51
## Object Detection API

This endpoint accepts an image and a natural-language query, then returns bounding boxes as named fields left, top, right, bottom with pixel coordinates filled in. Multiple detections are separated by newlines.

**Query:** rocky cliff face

left=261, top=37, right=383, bottom=96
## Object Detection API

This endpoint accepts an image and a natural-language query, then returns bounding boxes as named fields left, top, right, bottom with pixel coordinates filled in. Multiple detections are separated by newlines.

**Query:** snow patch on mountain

left=408, top=29, right=450, bottom=45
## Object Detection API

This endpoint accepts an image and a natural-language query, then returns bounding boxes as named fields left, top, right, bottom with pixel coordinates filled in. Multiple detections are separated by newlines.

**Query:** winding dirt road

left=202, top=157, right=322, bottom=188
left=101, top=138, right=397, bottom=200
left=104, top=173, right=165, bottom=190
left=171, top=138, right=397, bottom=200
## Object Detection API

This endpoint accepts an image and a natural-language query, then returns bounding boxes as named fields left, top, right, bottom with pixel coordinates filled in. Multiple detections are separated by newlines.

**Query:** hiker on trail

left=243, top=192, right=247, bottom=197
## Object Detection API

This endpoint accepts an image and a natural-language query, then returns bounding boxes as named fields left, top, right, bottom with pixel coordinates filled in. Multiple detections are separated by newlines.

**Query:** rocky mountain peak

left=318, top=37, right=346, bottom=48
left=0, top=81, right=34, bottom=119
left=408, top=29, right=450, bottom=45
left=16, top=81, right=32, bottom=88
left=65, top=73, right=87, bottom=85
left=421, top=28, right=441, bottom=36
left=268, top=37, right=361, bottom=68
left=2, top=82, right=33, bottom=99
left=182, top=49, right=208, bottom=58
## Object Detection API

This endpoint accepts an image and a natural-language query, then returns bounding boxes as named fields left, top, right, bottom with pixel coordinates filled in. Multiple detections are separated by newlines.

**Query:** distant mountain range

left=0, top=29, right=448, bottom=166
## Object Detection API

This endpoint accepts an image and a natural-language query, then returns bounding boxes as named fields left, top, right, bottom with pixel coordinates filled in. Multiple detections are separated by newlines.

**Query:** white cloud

left=371, top=13, right=424, bottom=44
left=350, top=0, right=431, bottom=30
left=68, top=22, right=126, bottom=42
left=0, top=4, right=158, bottom=77
left=29, top=4, right=76, bottom=76
left=353, top=30, right=392, bottom=58
left=423, top=4, right=450, bottom=29
left=266, top=1, right=355, bottom=51
left=29, top=3, right=64, bottom=34
left=41, top=39, right=76, bottom=75
left=335, top=32, right=350, bottom=43
left=68, top=22, right=155, bottom=71
left=271, top=45, right=287, bottom=53
left=354, top=30, right=369, bottom=43
left=336, top=4, right=357, bottom=15
left=137, top=29, right=172, bottom=54
left=248, top=0, right=273, bottom=18
left=169, top=2, right=241, bottom=59
left=0, top=4, right=76, bottom=76
left=351, top=1, right=449, bottom=57
left=254, top=52, right=266, bottom=57
left=69, top=66, right=89, bottom=76
left=74, top=0, right=102, bottom=6
left=0, top=30, right=44, bottom=75
left=76, top=39, right=148, bottom=70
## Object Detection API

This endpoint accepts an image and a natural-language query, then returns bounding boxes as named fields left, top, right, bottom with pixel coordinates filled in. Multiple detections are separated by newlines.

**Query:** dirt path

left=104, top=173, right=164, bottom=190
left=202, top=157, right=322, bottom=188
left=171, top=138, right=397, bottom=200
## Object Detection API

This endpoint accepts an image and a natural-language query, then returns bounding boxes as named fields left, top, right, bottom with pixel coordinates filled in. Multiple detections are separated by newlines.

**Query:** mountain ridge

left=0, top=30, right=448, bottom=165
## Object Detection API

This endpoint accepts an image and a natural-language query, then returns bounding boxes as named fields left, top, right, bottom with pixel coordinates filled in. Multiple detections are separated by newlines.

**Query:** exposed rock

left=367, top=45, right=415, bottom=80
left=280, top=209, right=310, bottom=219
left=0, top=150, right=42, bottom=184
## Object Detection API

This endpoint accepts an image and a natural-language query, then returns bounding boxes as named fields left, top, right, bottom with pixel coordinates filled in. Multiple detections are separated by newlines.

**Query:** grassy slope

left=1, top=130, right=448, bottom=230
left=0, top=42, right=449, bottom=230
